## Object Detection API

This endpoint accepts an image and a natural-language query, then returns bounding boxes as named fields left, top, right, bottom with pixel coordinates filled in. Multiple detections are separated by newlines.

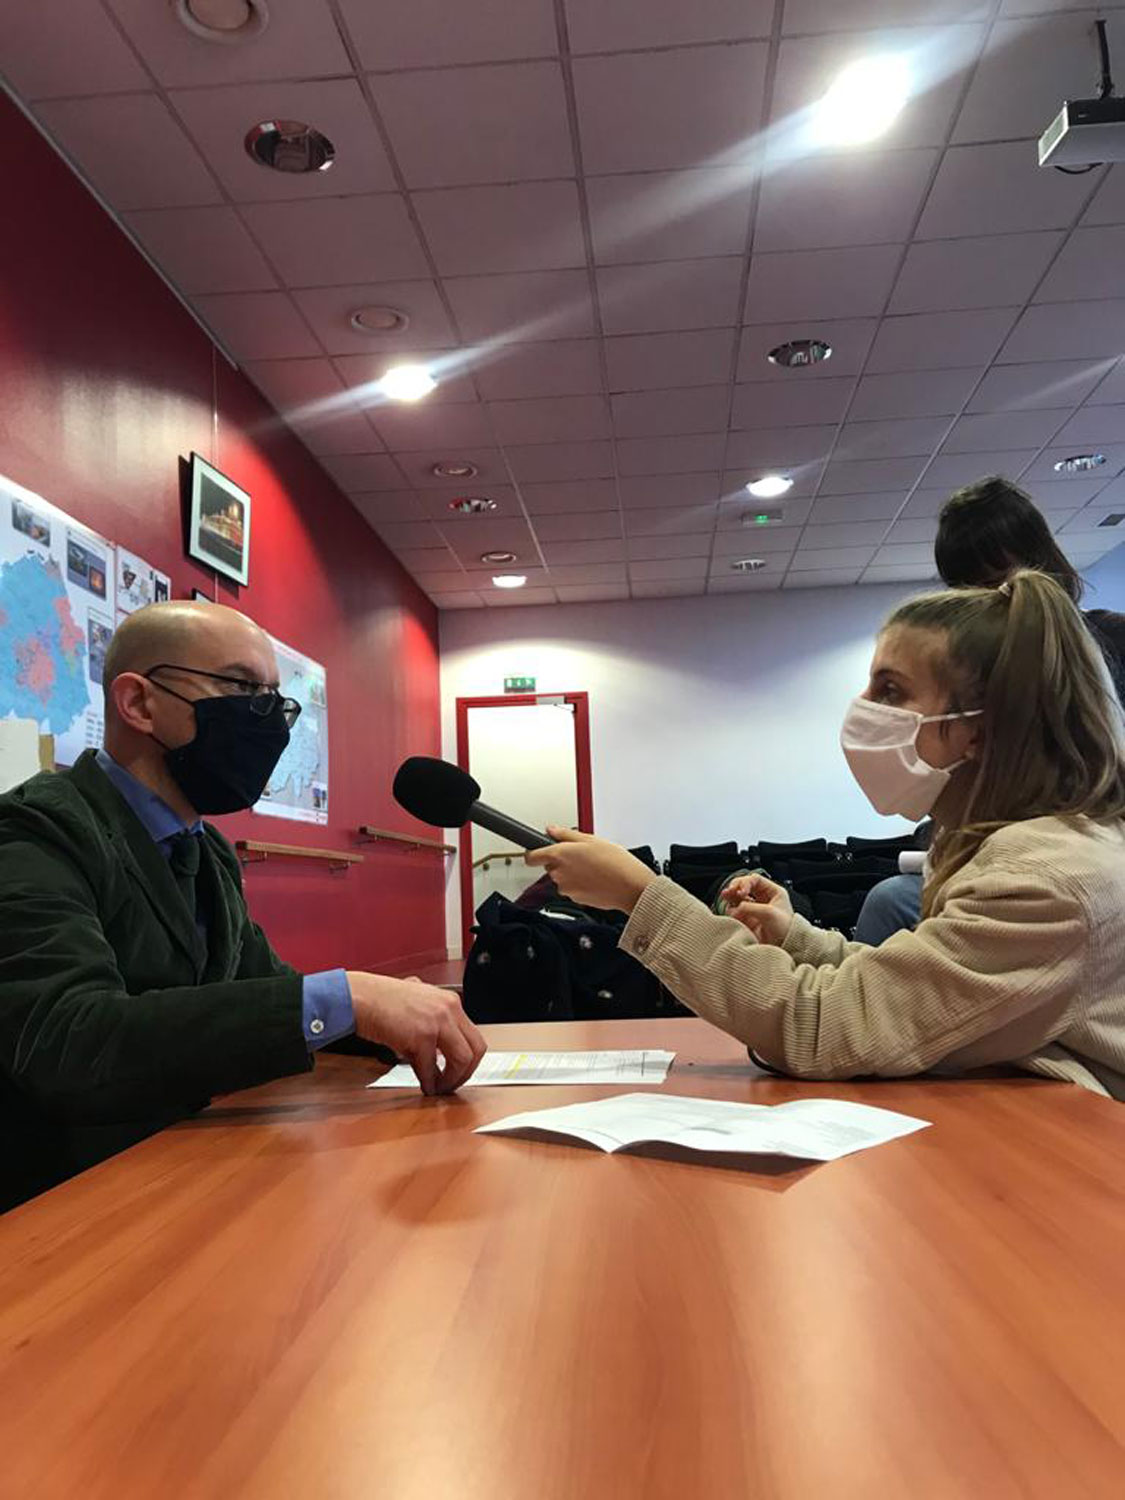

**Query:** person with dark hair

left=526, top=572, right=1125, bottom=1098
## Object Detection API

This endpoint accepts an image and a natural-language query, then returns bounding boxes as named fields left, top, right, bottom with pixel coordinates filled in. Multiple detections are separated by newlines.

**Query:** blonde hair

left=886, top=570, right=1125, bottom=912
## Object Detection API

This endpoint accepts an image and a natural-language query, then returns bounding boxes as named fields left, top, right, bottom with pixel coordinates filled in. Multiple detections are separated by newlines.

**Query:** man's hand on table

left=346, top=973, right=486, bottom=1094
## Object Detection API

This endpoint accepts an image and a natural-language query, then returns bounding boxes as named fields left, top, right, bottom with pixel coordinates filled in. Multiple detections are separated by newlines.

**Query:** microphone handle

left=469, top=800, right=554, bottom=851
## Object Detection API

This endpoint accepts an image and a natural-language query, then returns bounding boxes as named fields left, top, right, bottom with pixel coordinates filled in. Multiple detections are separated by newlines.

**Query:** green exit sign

left=504, top=676, right=536, bottom=693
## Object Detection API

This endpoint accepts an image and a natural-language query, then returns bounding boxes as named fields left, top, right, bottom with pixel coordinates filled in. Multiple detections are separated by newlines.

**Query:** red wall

left=0, top=96, right=448, bottom=972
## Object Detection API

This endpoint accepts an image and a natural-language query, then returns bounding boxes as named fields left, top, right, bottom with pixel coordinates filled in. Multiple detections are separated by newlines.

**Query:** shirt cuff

left=302, top=969, right=355, bottom=1050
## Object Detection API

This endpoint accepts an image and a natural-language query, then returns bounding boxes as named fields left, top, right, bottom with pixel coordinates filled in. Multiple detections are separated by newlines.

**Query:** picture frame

left=186, top=452, right=251, bottom=587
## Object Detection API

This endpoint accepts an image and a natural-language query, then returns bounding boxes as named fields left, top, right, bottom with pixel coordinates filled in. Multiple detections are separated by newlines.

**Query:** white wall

left=440, top=581, right=918, bottom=951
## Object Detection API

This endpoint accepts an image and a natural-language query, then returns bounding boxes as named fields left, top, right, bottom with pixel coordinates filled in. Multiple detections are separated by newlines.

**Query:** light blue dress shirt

left=94, top=750, right=354, bottom=1049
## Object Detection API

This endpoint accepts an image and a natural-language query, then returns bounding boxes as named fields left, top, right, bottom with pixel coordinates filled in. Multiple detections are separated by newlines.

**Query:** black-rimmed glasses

left=145, top=664, right=302, bottom=728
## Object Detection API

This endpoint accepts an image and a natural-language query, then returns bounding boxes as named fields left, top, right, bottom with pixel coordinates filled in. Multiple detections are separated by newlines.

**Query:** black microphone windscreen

left=393, top=756, right=481, bottom=828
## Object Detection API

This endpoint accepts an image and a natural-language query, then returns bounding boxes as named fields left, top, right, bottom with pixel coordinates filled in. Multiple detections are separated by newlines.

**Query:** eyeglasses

left=145, top=664, right=303, bottom=728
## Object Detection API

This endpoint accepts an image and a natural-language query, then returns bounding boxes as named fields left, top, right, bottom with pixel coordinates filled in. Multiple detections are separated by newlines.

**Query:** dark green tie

left=166, top=830, right=201, bottom=919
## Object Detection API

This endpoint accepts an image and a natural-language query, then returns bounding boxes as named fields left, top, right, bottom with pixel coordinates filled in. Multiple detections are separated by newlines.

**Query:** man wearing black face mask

left=0, top=600, right=485, bottom=1211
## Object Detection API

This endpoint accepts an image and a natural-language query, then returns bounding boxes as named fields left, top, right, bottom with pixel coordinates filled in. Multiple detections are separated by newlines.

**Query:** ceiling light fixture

left=349, top=306, right=410, bottom=335
left=448, top=496, right=497, bottom=514
left=245, top=119, right=335, bottom=173
left=176, top=0, right=269, bottom=43
left=1053, top=453, right=1107, bottom=473
left=1098, top=513, right=1125, bottom=528
left=768, top=338, right=832, bottom=369
left=745, top=475, right=793, bottom=500
left=432, top=460, right=478, bottom=479
left=492, top=574, right=527, bottom=590
left=730, top=558, right=768, bottom=573
left=741, top=509, right=784, bottom=526
left=378, top=364, right=436, bottom=402
left=813, top=55, right=911, bottom=146
left=481, top=550, right=518, bottom=565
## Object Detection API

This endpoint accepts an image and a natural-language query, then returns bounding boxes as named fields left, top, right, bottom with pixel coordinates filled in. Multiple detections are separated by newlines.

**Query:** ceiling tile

left=445, top=520, right=539, bottom=566
left=922, top=450, right=1039, bottom=488
left=320, top=454, right=408, bottom=492
left=738, top=319, right=879, bottom=382
left=707, top=573, right=782, bottom=593
left=35, top=95, right=219, bottom=210
left=414, top=570, right=479, bottom=591
left=1082, top=165, right=1125, bottom=227
left=1058, top=509, right=1125, bottom=535
left=724, top=425, right=835, bottom=467
left=850, top=367, right=985, bottom=420
left=862, top=563, right=940, bottom=583
left=6, top=0, right=149, bottom=98
left=372, top=402, right=496, bottom=452
left=489, top=395, right=612, bottom=444
left=541, top=538, right=627, bottom=565
left=866, top=308, right=1020, bottom=374
left=713, top=525, right=804, bottom=553
left=616, top=433, right=728, bottom=475
left=242, top=355, right=351, bottom=415
left=291, top=281, right=455, bottom=356
left=586, top=169, right=754, bottom=266
left=606, top=330, right=735, bottom=391
left=349, top=491, right=427, bottom=526
left=745, top=245, right=901, bottom=323
left=431, top=593, right=485, bottom=609
left=597, top=257, right=744, bottom=336
left=903, top=487, right=967, bottom=518
left=1023, top=444, right=1125, bottom=482
left=171, top=79, right=395, bottom=202
left=483, top=587, right=559, bottom=606
left=373, top=62, right=572, bottom=189
left=820, top=456, right=930, bottom=494
left=565, top=0, right=774, bottom=51
left=1002, top=0, right=1125, bottom=17
left=833, top=417, right=951, bottom=460
left=952, top=14, right=1123, bottom=145
left=619, top=473, right=722, bottom=508
left=755, top=149, right=936, bottom=251
left=294, top=408, right=385, bottom=456
left=731, top=378, right=856, bottom=429
left=967, top=359, right=1116, bottom=413
left=1034, top=227, right=1125, bottom=304
left=998, top=300, right=1125, bottom=362
left=770, top=27, right=981, bottom=151
left=626, top=533, right=715, bottom=560
left=372, top=520, right=449, bottom=551
left=629, top=556, right=710, bottom=582
left=1023, top=477, right=1115, bottom=508
left=871, top=542, right=940, bottom=566
left=394, top=546, right=461, bottom=572
left=506, top=441, right=615, bottom=482
left=915, top=141, right=1093, bottom=238
left=612, top=387, right=731, bottom=438
left=547, top=563, right=628, bottom=584
left=106, top=0, right=352, bottom=86
left=388, top=447, right=510, bottom=488
left=633, top=580, right=707, bottom=597
left=783, top=569, right=862, bottom=589
left=337, top=0, right=558, bottom=68
left=573, top=45, right=768, bottom=175
left=473, top=341, right=604, bottom=400
left=883, top=517, right=939, bottom=544
left=520, top=480, right=621, bottom=514
left=124, top=207, right=276, bottom=295
left=783, top=0, right=989, bottom=31
left=534, top=512, right=622, bottom=541
left=1087, top=359, right=1125, bottom=406
left=800, top=521, right=890, bottom=549
left=889, top=231, right=1062, bottom=314
left=444, top=271, right=596, bottom=345
left=1051, top=405, right=1125, bottom=445
left=625, top=505, right=720, bottom=536
left=191, top=292, right=321, bottom=360
left=810, top=492, right=910, bottom=523
left=413, top=182, right=585, bottom=275
left=241, top=196, right=429, bottom=286
left=940, top=408, right=1070, bottom=452
left=791, top=546, right=876, bottom=570
left=555, top=585, right=631, bottom=602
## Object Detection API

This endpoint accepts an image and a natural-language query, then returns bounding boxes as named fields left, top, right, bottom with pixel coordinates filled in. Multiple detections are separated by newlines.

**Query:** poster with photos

left=116, top=547, right=171, bottom=623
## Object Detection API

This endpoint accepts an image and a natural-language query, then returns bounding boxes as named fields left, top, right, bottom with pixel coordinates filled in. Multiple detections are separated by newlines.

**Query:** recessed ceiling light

left=432, top=460, right=478, bottom=479
left=448, top=496, right=497, bottom=514
left=492, top=574, right=527, bottom=590
left=481, top=550, right=518, bottom=565
left=813, top=55, right=911, bottom=146
left=175, top=0, right=269, bottom=43
left=378, top=364, right=436, bottom=402
left=768, top=338, right=832, bottom=369
left=745, top=474, right=793, bottom=500
left=349, top=306, right=410, bottom=335
left=731, top=558, right=767, bottom=573
left=1054, top=453, right=1107, bottom=473
left=245, top=119, right=334, bottom=173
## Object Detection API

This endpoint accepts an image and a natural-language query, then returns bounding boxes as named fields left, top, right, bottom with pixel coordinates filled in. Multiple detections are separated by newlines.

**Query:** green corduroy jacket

left=0, top=750, right=312, bottom=1210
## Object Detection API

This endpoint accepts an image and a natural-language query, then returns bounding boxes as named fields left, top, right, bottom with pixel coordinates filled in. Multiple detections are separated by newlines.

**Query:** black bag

left=463, top=892, right=688, bottom=1025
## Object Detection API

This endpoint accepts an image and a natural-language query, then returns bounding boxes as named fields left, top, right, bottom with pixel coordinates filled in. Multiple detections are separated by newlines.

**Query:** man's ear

left=109, top=673, right=158, bottom=735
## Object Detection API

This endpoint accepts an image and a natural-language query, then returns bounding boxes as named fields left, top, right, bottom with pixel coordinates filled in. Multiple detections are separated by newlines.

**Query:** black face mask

left=158, top=695, right=291, bottom=815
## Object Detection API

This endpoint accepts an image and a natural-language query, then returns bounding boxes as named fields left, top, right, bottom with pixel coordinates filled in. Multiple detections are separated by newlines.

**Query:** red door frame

left=455, top=692, right=593, bottom=955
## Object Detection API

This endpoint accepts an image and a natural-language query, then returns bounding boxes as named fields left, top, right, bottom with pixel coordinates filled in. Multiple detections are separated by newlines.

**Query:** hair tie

left=997, top=580, right=1013, bottom=598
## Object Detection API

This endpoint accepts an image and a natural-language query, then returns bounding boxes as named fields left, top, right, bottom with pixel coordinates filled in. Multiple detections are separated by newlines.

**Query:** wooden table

left=2, top=1018, right=1125, bottom=1499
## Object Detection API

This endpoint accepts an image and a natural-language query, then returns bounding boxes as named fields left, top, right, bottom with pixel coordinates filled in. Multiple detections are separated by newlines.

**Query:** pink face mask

left=840, top=697, right=982, bottom=822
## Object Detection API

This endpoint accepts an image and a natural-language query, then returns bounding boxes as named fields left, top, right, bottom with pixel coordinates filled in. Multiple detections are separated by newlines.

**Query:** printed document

left=368, top=1050, right=675, bottom=1089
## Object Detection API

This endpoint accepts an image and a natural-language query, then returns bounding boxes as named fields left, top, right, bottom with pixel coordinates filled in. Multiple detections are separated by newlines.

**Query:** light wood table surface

left=2, top=1017, right=1125, bottom=1499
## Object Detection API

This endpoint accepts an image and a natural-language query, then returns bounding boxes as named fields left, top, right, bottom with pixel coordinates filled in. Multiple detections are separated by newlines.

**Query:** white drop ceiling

left=5, top=0, right=1125, bottom=607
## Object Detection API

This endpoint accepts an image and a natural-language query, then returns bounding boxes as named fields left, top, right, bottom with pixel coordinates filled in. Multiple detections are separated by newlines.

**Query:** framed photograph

left=187, top=453, right=251, bottom=586
left=191, top=588, right=212, bottom=603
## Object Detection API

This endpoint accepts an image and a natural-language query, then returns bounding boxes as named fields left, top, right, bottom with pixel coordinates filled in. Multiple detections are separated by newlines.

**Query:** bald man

left=0, top=601, right=484, bottom=1211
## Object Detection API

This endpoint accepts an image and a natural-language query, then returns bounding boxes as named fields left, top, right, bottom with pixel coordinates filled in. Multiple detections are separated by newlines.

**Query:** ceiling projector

left=1038, top=18, right=1124, bottom=168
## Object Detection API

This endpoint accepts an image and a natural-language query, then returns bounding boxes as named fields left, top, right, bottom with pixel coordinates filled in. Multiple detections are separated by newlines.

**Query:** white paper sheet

left=0, top=717, right=40, bottom=793
left=367, top=1050, right=675, bottom=1090
left=475, top=1092, right=930, bottom=1162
